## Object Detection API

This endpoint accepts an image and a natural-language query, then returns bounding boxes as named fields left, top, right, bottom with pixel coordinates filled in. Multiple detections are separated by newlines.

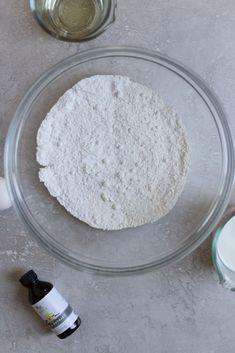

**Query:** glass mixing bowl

left=4, top=47, right=234, bottom=274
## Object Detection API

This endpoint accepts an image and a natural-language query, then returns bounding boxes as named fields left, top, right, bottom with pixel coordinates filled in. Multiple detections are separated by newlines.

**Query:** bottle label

left=32, top=287, right=78, bottom=335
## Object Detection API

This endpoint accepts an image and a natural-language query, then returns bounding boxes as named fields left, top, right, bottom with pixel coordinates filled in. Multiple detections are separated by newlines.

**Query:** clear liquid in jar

left=40, top=0, right=109, bottom=39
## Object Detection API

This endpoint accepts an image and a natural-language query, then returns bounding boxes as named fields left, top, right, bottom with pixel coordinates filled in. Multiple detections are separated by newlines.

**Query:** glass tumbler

left=29, top=0, right=117, bottom=41
left=212, top=207, right=235, bottom=291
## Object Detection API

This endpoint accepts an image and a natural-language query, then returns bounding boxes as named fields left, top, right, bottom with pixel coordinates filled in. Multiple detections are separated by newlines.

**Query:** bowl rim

left=4, top=46, right=235, bottom=275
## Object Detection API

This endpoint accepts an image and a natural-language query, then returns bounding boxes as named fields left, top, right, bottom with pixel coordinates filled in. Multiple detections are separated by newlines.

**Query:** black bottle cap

left=19, top=270, right=38, bottom=286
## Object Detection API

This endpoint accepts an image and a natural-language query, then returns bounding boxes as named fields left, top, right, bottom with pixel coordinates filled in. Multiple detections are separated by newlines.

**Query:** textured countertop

left=1, top=1, right=235, bottom=352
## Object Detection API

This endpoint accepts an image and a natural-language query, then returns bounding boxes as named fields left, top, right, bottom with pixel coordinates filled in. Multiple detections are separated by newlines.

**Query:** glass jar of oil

left=30, top=0, right=117, bottom=41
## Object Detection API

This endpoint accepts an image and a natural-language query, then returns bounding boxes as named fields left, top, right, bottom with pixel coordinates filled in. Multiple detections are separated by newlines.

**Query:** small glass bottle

left=19, top=270, right=81, bottom=339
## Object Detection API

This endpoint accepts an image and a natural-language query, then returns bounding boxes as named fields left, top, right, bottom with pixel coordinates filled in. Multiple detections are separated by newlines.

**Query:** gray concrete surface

left=1, top=1, right=235, bottom=352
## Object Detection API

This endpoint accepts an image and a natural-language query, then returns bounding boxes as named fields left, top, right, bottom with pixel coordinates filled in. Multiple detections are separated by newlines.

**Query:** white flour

left=37, top=75, right=190, bottom=230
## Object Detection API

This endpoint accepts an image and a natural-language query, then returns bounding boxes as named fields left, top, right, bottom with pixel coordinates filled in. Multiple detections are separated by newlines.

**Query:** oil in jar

left=37, top=0, right=109, bottom=40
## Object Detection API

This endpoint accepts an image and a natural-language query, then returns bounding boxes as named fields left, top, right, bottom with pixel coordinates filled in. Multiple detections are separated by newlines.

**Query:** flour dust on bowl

left=4, top=47, right=234, bottom=274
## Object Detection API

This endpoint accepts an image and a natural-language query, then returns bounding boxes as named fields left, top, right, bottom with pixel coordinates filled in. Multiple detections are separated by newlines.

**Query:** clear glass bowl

left=4, top=47, right=234, bottom=274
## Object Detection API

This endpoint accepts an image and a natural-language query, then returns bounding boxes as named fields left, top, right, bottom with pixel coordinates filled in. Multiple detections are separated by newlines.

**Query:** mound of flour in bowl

left=37, top=75, right=190, bottom=230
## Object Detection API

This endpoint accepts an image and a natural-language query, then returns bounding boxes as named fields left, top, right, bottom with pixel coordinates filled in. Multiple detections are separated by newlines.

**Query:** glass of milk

left=212, top=208, right=235, bottom=291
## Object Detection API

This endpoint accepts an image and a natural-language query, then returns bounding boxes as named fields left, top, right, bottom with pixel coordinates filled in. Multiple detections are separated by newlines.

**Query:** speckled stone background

left=1, top=1, right=235, bottom=352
